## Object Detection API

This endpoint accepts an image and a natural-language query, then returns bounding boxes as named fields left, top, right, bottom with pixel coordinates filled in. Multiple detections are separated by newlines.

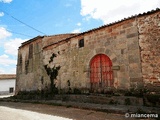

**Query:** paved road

left=0, top=102, right=128, bottom=120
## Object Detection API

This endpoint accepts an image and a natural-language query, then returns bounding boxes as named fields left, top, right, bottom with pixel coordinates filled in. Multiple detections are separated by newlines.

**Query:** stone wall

left=16, top=9, right=160, bottom=94
left=42, top=18, right=142, bottom=93
left=138, top=11, right=160, bottom=91
left=42, top=34, right=76, bottom=48
left=16, top=37, right=43, bottom=93
left=16, top=34, right=77, bottom=94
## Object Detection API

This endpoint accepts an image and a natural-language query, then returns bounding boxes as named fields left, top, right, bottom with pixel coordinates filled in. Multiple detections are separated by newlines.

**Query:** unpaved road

left=0, top=106, right=71, bottom=120
left=0, top=102, right=128, bottom=120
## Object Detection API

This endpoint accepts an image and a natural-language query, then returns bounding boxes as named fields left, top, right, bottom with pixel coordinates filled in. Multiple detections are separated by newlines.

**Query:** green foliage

left=136, top=108, right=146, bottom=114
left=49, top=53, right=57, bottom=63
left=66, top=105, right=72, bottom=108
left=44, top=65, right=60, bottom=94
left=62, top=96, right=68, bottom=101
left=67, top=88, right=72, bottom=94
left=109, top=99, right=115, bottom=105
left=14, top=90, right=41, bottom=100
left=67, top=80, right=70, bottom=87
left=124, top=88, right=145, bottom=97
left=73, top=88, right=81, bottom=94
left=44, top=65, right=51, bottom=75
left=108, top=99, right=119, bottom=105
left=105, top=90, right=114, bottom=95
left=145, top=94, right=160, bottom=106
left=44, top=53, right=61, bottom=94
left=125, top=98, right=131, bottom=105
left=67, top=80, right=72, bottom=94
left=12, top=89, right=58, bottom=100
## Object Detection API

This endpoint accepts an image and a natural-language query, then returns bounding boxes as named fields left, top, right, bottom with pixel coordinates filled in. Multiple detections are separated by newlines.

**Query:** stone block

left=120, top=30, right=125, bottom=34
left=105, top=40, right=111, bottom=46
left=122, top=22, right=133, bottom=28
left=129, top=71, right=142, bottom=78
left=128, top=54, right=140, bottom=63
left=130, top=77, right=143, bottom=82
left=96, top=48, right=105, bottom=53
left=127, top=38, right=139, bottom=50
left=105, top=49, right=110, bottom=54
left=110, top=53, right=116, bottom=60
left=115, top=43, right=126, bottom=50
left=118, top=78, right=130, bottom=89
left=126, top=33, right=138, bottom=38
left=112, top=57, right=117, bottom=63
left=117, top=71, right=129, bottom=78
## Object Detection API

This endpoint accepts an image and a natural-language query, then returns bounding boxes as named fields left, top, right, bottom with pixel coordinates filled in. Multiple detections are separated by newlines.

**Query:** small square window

left=79, top=39, right=84, bottom=48
left=9, top=87, right=14, bottom=93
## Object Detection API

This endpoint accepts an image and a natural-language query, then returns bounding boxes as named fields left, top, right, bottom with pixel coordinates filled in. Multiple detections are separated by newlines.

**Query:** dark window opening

left=29, top=44, right=33, bottom=59
left=79, top=39, right=84, bottom=48
left=19, top=54, right=22, bottom=64
left=25, top=60, right=29, bottom=74
left=9, top=87, right=14, bottom=93
left=121, top=49, right=124, bottom=54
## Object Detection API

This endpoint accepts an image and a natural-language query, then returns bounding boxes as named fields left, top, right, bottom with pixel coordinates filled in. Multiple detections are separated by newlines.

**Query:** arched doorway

left=90, top=54, right=113, bottom=91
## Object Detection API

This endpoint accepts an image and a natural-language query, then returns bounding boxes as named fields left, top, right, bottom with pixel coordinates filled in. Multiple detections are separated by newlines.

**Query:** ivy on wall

left=49, top=53, right=57, bottom=63
left=44, top=53, right=61, bottom=94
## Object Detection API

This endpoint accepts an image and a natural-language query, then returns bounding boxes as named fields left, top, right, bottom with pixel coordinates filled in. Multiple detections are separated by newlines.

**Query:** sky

left=0, top=0, right=159, bottom=74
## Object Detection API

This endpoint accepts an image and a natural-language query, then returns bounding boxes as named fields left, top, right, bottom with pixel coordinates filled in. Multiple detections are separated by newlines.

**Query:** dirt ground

left=0, top=102, right=129, bottom=120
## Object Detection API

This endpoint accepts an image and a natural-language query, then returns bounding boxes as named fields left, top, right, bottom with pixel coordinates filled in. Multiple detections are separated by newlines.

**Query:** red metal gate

left=90, top=54, right=113, bottom=90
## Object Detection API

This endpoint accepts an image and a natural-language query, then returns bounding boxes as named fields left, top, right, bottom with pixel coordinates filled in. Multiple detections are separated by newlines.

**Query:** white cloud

left=82, top=16, right=92, bottom=22
left=0, top=27, right=12, bottom=40
left=0, top=27, right=26, bottom=74
left=77, top=22, right=81, bottom=26
left=0, top=12, right=4, bottom=17
left=80, top=0, right=160, bottom=24
left=6, top=67, right=16, bottom=74
left=4, top=38, right=26, bottom=56
left=0, top=67, right=16, bottom=74
left=0, top=0, right=12, bottom=3
left=0, top=68, right=5, bottom=73
left=71, top=28, right=81, bottom=33
left=0, top=54, right=17, bottom=66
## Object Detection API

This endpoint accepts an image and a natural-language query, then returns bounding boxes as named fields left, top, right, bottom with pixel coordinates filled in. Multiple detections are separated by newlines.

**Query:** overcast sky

left=0, top=0, right=159, bottom=74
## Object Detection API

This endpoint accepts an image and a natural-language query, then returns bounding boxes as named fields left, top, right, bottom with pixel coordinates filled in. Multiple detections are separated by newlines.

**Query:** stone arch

left=84, top=47, right=117, bottom=90
left=85, top=48, right=117, bottom=68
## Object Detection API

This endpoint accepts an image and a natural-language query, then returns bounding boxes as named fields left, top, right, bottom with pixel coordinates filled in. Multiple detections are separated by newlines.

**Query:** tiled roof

left=46, top=8, right=160, bottom=45
left=19, top=33, right=78, bottom=48
left=0, top=74, right=16, bottom=80
left=20, top=8, right=160, bottom=48
left=20, top=36, right=44, bottom=48
left=79, top=8, right=160, bottom=35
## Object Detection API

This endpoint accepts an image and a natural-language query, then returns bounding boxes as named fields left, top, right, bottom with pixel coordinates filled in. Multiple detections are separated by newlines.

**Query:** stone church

left=16, top=9, right=160, bottom=94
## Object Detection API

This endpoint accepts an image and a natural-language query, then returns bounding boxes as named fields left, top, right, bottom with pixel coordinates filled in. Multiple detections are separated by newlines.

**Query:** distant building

left=0, top=74, right=16, bottom=95
left=16, top=9, right=160, bottom=94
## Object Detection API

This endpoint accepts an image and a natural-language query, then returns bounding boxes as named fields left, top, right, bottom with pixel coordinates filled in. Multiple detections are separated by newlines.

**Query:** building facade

left=0, top=74, right=16, bottom=95
left=16, top=9, right=160, bottom=94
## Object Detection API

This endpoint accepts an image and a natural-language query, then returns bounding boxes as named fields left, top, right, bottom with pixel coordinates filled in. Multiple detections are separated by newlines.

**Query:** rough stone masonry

left=16, top=9, right=160, bottom=94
